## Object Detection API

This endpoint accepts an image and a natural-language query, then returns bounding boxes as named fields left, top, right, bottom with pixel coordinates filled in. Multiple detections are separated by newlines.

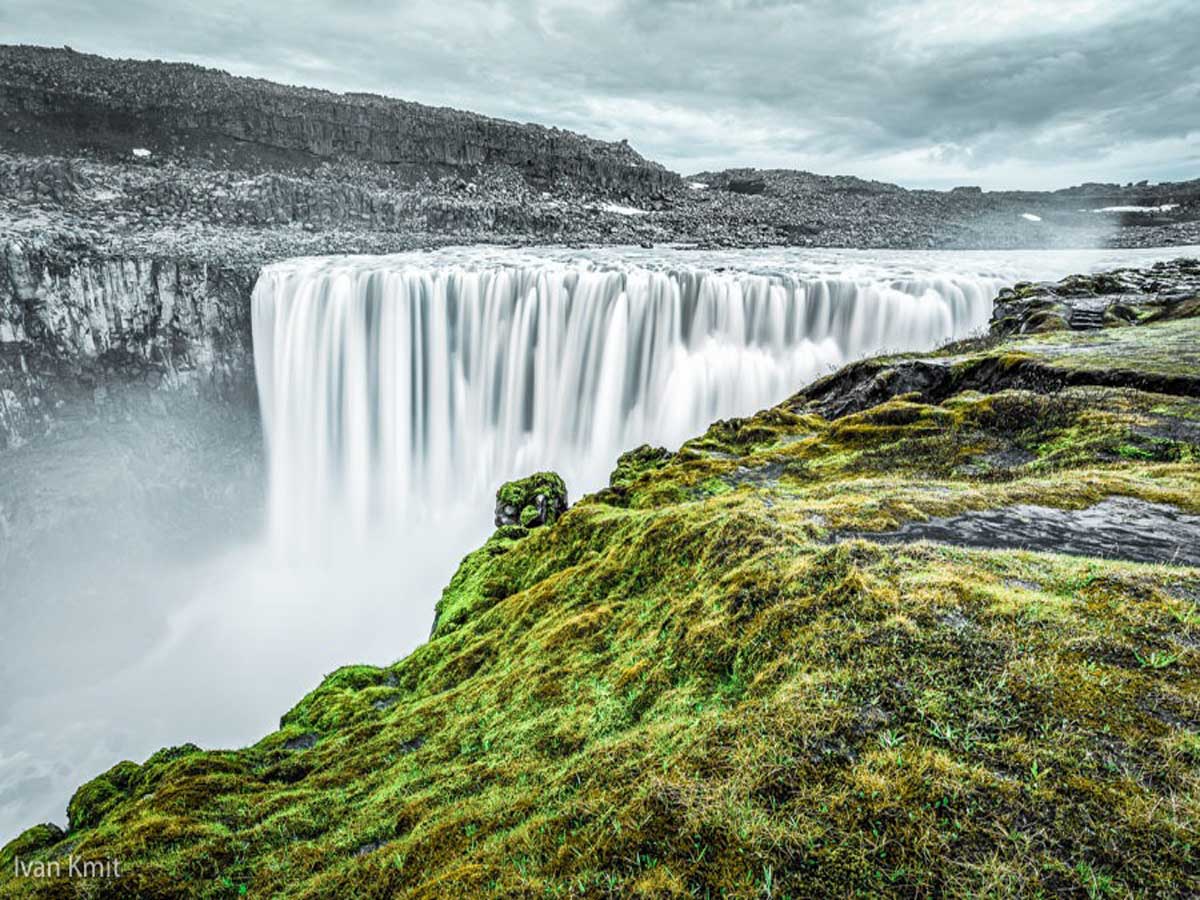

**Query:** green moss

left=496, top=471, right=566, bottom=511
left=5, top=303, right=1200, bottom=899
left=495, top=471, right=568, bottom=530
left=1007, top=318, right=1200, bottom=379
left=608, top=444, right=674, bottom=488
left=0, top=825, right=64, bottom=871
left=66, top=760, right=142, bottom=831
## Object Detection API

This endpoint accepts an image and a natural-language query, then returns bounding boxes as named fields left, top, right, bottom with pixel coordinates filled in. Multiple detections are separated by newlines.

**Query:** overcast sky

left=3, top=0, right=1197, bottom=189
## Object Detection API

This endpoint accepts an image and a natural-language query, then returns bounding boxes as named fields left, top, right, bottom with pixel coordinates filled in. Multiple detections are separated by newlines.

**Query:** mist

left=0, top=395, right=483, bottom=840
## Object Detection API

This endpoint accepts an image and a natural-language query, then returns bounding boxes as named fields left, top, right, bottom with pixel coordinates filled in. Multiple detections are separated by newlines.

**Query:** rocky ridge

left=0, top=45, right=674, bottom=197
left=989, top=258, right=1200, bottom=337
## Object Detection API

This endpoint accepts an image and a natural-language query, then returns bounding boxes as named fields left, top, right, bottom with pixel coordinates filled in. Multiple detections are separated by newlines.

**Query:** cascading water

left=251, top=249, right=1004, bottom=542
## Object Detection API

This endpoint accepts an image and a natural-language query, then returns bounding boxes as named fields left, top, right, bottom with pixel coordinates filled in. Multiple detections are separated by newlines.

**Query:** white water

left=253, top=250, right=1003, bottom=542
left=4, top=244, right=1196, bottom=842
left=253, top=244, right=1191, bottom=542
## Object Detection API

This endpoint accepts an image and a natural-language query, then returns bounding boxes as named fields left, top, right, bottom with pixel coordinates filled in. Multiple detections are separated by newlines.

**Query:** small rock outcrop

left=990, top=258, right=1200, bottom=337
left=609, top=444, right=674, bottom=489
left=493, top=472, right=569, bottom=530
left=793, top=258, right=1200, bottom=420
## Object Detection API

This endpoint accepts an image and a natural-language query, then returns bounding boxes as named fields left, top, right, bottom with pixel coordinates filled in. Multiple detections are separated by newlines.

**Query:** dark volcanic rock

left=793, top=259, right=1200, bottom=419
left=726, top=177, right=767, bottom=195
left=4, top=47, right=1200, bottom=254
left=991, top=259, right=1200, bottom=337
left=0, top=242, right=256, bottom=449
left=283, top=734, right=319, bottom=751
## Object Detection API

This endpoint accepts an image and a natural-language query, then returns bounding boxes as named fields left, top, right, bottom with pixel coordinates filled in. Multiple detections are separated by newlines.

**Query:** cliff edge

left=4, top=263, right=1197, bottom=898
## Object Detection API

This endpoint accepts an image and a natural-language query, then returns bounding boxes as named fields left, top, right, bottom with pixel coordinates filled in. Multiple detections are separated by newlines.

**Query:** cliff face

left=0, top=244, right=255, bottom=449
left=0, top=45, right=677, bottom=197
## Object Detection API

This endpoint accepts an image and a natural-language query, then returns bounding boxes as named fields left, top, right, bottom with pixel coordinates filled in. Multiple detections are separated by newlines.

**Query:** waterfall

left=252, top=252, right=1002, bottom=542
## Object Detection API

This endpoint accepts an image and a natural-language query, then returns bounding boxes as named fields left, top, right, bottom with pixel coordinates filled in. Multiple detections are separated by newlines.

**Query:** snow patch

left=600, top=203, right=648, bottom=216
left=1021, top=213, right=1042, bottom=222
left=132, top=148, right=152, bottom=159
left=688, top=182, right=709, bottom=191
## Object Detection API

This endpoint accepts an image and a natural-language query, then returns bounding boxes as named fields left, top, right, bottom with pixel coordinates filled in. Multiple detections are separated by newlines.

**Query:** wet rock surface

left=840, top=497, right=1200, bottom=566
left=0, top=243, right=257, bottom=449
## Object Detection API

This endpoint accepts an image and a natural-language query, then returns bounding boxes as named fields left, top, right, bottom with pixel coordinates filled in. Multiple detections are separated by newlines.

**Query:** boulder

left=67, top=760, right=141, bottom=831
left=726, top=177, right=767, bottom=195
left=494, top=472, right=568, bottom=529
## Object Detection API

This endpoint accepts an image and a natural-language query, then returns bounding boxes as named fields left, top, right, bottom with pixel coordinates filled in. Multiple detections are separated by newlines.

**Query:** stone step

left=1068, top=308, right=1107, bottom=330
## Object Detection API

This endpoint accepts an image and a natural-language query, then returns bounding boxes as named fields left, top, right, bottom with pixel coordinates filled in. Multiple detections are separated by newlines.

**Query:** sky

left=2, top=0, right=1198, bottom=190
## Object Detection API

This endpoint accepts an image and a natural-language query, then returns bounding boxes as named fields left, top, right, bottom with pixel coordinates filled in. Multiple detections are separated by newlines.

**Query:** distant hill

left=693, top=167, right=1200, bottom=211
left=0, top=44, right=676, bottom=197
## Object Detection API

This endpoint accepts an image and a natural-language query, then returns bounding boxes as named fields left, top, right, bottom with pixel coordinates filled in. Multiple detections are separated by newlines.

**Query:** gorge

left=2, top=246, right=1198, bottom=897
left=2, top=244, right=1197, bottom=846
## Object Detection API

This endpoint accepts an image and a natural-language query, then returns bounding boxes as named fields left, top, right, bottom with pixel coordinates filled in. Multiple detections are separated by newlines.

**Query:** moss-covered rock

left=66, top=760, right=142, bottom=832
left=990, top=257, right=1200, bottom=337
left=493, top=471, right=568, bottom=529
left=609, top=444, right=673, bottom=488
left=0, top=824, right=65, bottom=868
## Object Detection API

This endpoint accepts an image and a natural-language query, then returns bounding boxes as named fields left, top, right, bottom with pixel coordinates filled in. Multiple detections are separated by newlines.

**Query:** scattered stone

left=398, top=736, right=425, bottom=754
left=283, top=733, right=318, bottom=751
left=938, top=610, right=971, bottom=632
left=355, top=840, right=386, bottom=857
left=1004, top=579, right=1043, bottom=593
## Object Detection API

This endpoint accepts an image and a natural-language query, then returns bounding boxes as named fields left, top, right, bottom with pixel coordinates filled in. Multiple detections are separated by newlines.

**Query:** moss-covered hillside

left=4, top=268, right=1200, bottom=898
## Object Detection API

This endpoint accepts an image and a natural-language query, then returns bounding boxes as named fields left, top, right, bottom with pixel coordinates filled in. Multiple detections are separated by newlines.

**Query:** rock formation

left=0, top=242, right=255, bottom=448
left=493, top=472, right=569, bottom=531
left=4, top=46, right=1200, bottom=259
left=989, top=258, right=1200, bottom=336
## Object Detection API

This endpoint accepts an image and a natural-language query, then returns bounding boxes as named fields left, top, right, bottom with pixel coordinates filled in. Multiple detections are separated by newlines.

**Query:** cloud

left=2, top=0, right=1197, bottom=188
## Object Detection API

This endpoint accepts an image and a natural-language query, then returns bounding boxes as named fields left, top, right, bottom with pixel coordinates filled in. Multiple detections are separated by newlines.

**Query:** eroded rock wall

left=0, top=243, right=256, bottom=448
